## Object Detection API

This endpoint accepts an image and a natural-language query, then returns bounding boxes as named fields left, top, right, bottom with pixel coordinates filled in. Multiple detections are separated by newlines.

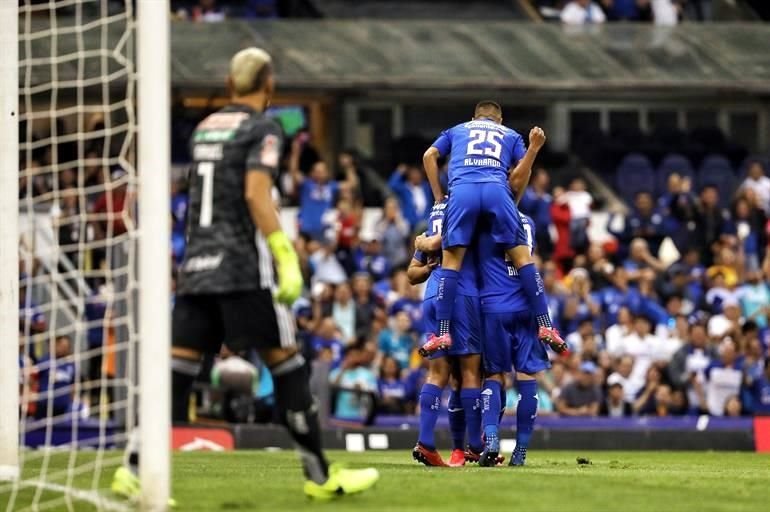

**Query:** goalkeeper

left=114, top=47, right=378, bottom=501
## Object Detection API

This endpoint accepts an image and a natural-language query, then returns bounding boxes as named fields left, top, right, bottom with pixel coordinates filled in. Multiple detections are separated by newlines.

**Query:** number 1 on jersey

left=197, top=161, right=214, bottom=227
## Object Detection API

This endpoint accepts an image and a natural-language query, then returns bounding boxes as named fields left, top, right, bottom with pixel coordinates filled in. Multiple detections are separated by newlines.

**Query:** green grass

left=3, top=450, right=770, bottom=511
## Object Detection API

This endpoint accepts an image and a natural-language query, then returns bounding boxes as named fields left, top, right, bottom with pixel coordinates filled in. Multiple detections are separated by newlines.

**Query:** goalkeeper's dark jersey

left=177, top=104, right=282, bottom=296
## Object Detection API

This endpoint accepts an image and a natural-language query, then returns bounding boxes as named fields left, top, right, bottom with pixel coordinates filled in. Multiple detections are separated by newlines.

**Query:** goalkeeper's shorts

left=172, top=289, right=295, bottom=354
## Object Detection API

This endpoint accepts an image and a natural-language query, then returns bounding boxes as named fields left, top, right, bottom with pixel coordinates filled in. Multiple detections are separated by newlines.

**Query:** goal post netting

left=0, top=1, right=170, bottom=510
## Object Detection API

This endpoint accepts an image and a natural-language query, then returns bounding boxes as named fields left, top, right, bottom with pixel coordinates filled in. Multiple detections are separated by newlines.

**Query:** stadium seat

left=697, top=154, right=736, bottom=206
left=616, top=153, right=655, bottom=204
left=656, top=153, right=695, bottom=194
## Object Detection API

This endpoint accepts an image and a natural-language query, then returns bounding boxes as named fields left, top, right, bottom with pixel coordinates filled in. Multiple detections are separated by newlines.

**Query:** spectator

left=749, top=358, right=770, bottom=414
left=329, top=346, right=378, bottom=422
left=566, top=317, right=604, bottom=356
left=561, top=0, right=607, bottom=24
left=375, top=197, right=410, bottom=268
left=311, top=317, right=345, bottom=369
left=332, top=282, right=357, bottom=346
left=599, top=381, right=632, bottom=417
left=35, top=335, right=76, bottom=419
left=740, top=270, right=770, bottom=329
left=605, top=307, right=634, bottom=357
left=377, top=356, right=408, bottom=414
left=668, top=323, right=716, bottom=413
left=600, top=0, right=650, bottom=20
left=354, top=233, right=390, bottom=282
left=289, top=135, right=358, bottom=241
left=519, top=168, right=553, bottom=258
left=632, top=365, right=666, bottom=415
left=564, top=177, right=593, bottom=254
left=560, top=268, right=601, bottom=335
left=622, top=192, right=665, bottom=255
left=586, top=243, right=614, bottom=290
left=704, top=339, right=743, bottom=416
left=307, top=237, right=348, bottom=286
left=650, top=0, right=679, bottom=25
left=740, top=161, right=770, bottom=214
left=388, top=164, right=432, bottom=231
left=91, top=168, right=131, bottom=237
left=352, top=273, right=386, bottom=341
left=333, top=196, right=361, bottom=274
left=550, top=187, right=574, bottom=271
left=607, top=355, right=636, bottom=403
left=624, top=238, right=667, bottom=281
left=189, top=0, right=226, bottom=22
left=378, top=311, right=415, bottom=371
left=622, top=315, right=664, bottom=396
left=600, top=268, right=643, bottom=328
left=19, top=278, right=46, bottom=338
left=707, top=298, right=742, bottom=341
left=556, top=361, right=601, bottom=416
left=693, top=185, right=735, bottom=267
left=733, top=195, right=767, bottom=272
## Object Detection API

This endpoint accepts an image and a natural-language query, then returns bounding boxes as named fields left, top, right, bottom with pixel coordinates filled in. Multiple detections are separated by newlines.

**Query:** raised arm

left=288, top=136, right=305, bottom=189
left=423, top=147, right=444, bottom=202
left=509, top=127, right=545, bottom=201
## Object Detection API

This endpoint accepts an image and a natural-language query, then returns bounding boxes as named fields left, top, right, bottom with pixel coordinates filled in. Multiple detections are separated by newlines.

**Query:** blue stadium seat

left=616, top=153, right=655, bottom=204
left=697, top=154, right=736, bottom=206
left=656, top=153, right=695, bottom=194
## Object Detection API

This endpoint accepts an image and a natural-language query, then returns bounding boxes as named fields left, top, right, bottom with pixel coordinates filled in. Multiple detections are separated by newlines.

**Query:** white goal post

left=0, top=0, right=170, bottom=510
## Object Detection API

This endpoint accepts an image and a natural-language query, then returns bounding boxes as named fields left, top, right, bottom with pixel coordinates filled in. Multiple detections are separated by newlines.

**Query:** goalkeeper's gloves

left=266, top=231, right=303, bottom=305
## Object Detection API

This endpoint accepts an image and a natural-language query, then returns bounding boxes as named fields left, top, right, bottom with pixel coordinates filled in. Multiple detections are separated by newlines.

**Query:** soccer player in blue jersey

left=476, top=213, right=552, bottom=467
left=407, top=203, right=485, bottom=467
left=421, top=101, right=566, bottom=357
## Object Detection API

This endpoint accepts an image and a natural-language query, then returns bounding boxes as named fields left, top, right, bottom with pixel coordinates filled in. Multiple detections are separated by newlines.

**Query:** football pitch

left=3, top=450, right=770, bottom=511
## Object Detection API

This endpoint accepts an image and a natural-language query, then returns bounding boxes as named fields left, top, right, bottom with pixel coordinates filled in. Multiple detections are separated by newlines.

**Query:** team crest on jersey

left=260, top=134, right=280, bottom=167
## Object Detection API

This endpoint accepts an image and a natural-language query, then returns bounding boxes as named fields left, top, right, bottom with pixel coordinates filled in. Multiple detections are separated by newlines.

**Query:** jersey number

left=466, top=129, right=503, bottom=159
left=197, top=161, right=215, bottom=227
left=432, top=218, right=443, bottom=235
left=505, top=224, right=534, bottom=277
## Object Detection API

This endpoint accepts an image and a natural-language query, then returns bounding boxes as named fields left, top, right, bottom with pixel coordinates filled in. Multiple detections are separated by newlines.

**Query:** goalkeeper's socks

left=417, top=383, right=442, bottom=451
left=447, top=390, right=466, bottom=450
left=515, top=379, right=539, bottom=454
left=481, top=379, right=502, bottom=432
left=434, top=269, right=459, bottom=336
left=270, top=354, right=330, bottom=485
left=460, top=388, right=483, bottom=453
left=171, top=356, right=201, bottom=423
left=517, top=263, right=553, bottom=328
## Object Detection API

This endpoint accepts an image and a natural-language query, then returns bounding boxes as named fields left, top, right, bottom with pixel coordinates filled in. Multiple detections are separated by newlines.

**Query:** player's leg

left=429, top=185, right=479, bottom=349
left=509, top=311, right=552, bottom=467
left=413, top=355, right=451, bottom=467
left=477, top=311, right=512, bottom=467
left=446, top=370, right=467, bottom=467
left=458, top=353, right=482, bottom=455
left=484, top=184, right=566, bottom=353
left=227, top=290, right=378, bottom=498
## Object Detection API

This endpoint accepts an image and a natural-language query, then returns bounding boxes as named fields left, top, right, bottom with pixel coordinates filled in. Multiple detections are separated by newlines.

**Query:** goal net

left=0, top=1, right=170, bottom=510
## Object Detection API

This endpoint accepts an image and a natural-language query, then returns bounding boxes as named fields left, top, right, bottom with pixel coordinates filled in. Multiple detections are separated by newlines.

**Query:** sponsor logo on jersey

left=260, top=134, right=280, bottom=168
left=193, top=143, right=224, bottom=161
left=183, top=252, right=224, bottom=272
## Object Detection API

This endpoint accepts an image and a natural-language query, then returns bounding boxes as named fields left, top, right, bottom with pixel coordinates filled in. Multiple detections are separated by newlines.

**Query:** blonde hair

left=230, top=47, right=272, bottom=96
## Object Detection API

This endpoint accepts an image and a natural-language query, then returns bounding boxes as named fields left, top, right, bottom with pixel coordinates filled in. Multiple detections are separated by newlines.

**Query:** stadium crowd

left=17, top=112, right=770, bottom=425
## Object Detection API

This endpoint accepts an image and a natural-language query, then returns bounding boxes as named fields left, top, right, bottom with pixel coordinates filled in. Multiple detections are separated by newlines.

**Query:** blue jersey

left=431, top=119, right=526, bottom=189
left=414, top=203, right=478, bottom=299
left=298, top=179, right=339, bottom=236
left=478, top=214, right=535, bottom=314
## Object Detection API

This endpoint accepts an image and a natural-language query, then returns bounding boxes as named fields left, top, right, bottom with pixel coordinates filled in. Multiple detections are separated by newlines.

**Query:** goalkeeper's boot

left=111, top=467, right=178, bottom=507
left=418, top=333, right=452, bottom=357
left=412, top=443, right=449, bottom=467
left=447, top=449, right=466, bottom=467
left=510, top=445, right=528, bottom=467
left=538, top=326, right=568, bottom=354
left=303, top=463, right=379, bottom=500
left=478, top=427, right=500, bottom=468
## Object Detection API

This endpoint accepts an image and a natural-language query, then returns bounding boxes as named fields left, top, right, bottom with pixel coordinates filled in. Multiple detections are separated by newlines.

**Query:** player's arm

left=424, top=130, right=451, bottom=202
left=509, top=164, right=531, bottom=204
left=288, top=135, right=305, bottom=187
left=407, top=257, right=432, bottom=285
left=414, top=233, right=441, bottom=253
left=246, top=129, right=303, bottom=305
left=509, top=127, right=545, bottom=200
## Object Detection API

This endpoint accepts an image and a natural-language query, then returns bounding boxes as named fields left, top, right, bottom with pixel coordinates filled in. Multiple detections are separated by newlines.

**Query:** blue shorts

left=443, top=183, right=527, bottom=249
left=482, top=310, right=551, bottom=375
left=423, top=295, right=481, bottom=359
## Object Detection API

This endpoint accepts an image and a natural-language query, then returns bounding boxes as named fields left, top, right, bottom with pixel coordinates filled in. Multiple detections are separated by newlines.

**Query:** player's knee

left=427, top=358, right=451, bottom=386
left=485, top=373, right=505, bottom=384
left=515, top=371, right=538, bottom=381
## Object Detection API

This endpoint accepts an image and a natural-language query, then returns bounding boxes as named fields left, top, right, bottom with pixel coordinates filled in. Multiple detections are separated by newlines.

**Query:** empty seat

left=616, top=153, right=655, bottom=204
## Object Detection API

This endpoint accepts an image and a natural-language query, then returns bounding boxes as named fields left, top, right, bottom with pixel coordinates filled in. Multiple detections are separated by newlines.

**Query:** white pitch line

left=14, top=479, right=132, bottom=512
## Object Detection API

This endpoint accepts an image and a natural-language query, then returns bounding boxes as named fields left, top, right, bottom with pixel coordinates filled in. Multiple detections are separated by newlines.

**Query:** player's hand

left=266, top=231, right=304, bottom=305
left=529, top=126, right=546, bottom=150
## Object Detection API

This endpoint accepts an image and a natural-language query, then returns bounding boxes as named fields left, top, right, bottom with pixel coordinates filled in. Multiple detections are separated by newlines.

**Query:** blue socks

left=435, top=269, right=459, bottom=335
left=515, top=379, right=538, bottom=456
left=417, top=383, right=442, bottom=450
left=461, top=388, right=482, bottom=453
left=517, top=263, right=552, bottom=329
left=481, top=379, right=503, bottom=433
left=448, top=389, right=465, bottom=450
